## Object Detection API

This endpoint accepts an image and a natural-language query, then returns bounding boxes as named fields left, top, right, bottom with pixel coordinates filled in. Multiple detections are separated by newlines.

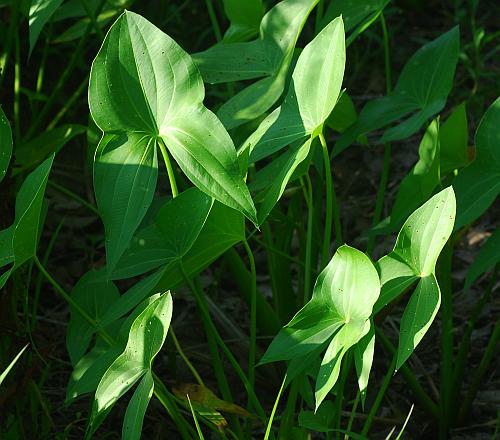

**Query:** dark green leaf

left=0, top=106, right=12, bottom=182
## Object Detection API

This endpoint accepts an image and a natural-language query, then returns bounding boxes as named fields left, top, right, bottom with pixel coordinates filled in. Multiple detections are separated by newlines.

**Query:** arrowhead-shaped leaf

left=245, top=16, right=345, bottom=163
left=90, top=11, right=257, bottom=272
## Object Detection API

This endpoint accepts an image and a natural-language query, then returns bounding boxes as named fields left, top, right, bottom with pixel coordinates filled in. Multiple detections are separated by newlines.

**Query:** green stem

left=345, top=390, right=360, bottom=439
left=376, top=328, right=439, bottom=418
left=302, top=175, right=314, bottom=303
left=205, top=0, right=222, bottom=41
left=47, top=180, right=99, bottom=215
left=367, top=13, right=392, bottom=257
left=320, top=132, right=333, bottom=267
left=334, top=352, right=352, bottom=440
left=458, top=314, right=500, bottom=424
left=450, top=265, right=498, bottom=423
left=25, top=0, right=106, bottom=140
left=265, top=374, right=287, bottom=440
left=0, top=0, right=18, bottom=89
left=33, top=256, right=193, bottom=438
left=158, top=138, right=179, bottom=197
left=438, top=241, right=454, bottom=438
left=170, top=328, right=205, bottom=386
left=47, top=75, right=89, bottom=130
left=181, top=264, right=266, bottom=419
left=243, top=239, right=257, bottom=394
left=361, top=355, right=396, bottom=436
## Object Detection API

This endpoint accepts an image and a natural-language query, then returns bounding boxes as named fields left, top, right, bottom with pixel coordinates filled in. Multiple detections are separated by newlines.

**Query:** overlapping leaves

left=260, top=245, right=380, bottom=409
left=89, top=11, right=256, bottom=273
left=193, top=0, right=319, bottom=129
left=375, top=187, right=456, bottom=369
left=336, top=26, right=460, bottom=154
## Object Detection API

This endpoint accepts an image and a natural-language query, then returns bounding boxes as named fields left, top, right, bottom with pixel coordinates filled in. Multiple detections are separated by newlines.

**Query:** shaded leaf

left=222, top=0, right=264, bottom=42
left=453, top=96, right=500, bottom=229
left=440, top=102, right=469, bottom=174
left=122, top=371, right=154, bottom=440
left=465, top=228, right=500, bottom=288
left=194, top=0, right=319, bottom=129
left=337, top=27, right=459, bottom=154
left=0, top=106, right=12, bottom=182
left=29, top=0, right=64, bottom=56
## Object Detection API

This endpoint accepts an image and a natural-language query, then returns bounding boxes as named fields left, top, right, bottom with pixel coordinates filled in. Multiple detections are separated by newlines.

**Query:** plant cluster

left=0, top=0, right=499, bottom=439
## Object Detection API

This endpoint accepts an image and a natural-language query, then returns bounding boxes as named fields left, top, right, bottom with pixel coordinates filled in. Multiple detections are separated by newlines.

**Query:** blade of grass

left=0, top=344, right=29, bottom=386
left=265, top=374, right=287, bottom=440
left=187, top=394, right=206, bottom=439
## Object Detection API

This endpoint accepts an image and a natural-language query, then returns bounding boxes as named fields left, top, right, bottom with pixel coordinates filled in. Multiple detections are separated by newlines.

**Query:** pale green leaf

left=261, top=245, right=380, bottom=371
left=354, top=322, right=375, bottom=396
left=0, top=344, right=28, bottom=387
left=122, top=371, right=154, bottom=440
left=90, top=11, right=257, bottom=242
left=397, top=275, right=440, bottom=369
left=246, top=16, right=345, bottom=163
left=90, top=293, right=172, bottom=433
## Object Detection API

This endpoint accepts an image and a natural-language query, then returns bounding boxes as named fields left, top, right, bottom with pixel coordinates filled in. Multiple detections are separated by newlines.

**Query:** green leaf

left=93, top=134, right=158, bottom=274
left=89, top=292, right=172, bottom=435
left=222, top=0, right=264, bottom=42
left=0, top=154, right=54, bottom=289
left=397, top=275, right=440, bottom=369
left=122, top=371, right=154, bottom=440
left=316, top=320, right=369, bottom=409
left=299, top=401, right=335, bottom=432
left=439, top=103, right=469, bottom=174
left=391, top=187, right=456, bottom=276
left=0, top=106, right=12, bottom=183
left=194, top=0, right=319, bottom=129
left=29, top=0, right=64, bottom=56
left=375, top=188, right=456, bottom=368
left=261, top=245, right=380, bottom=406
left=354, top=321, right=375, bottom=397
left=465, top=228, right=500, bottom=289
left=14, top=124, right=86, bottom=174
left=390, top=119, right=441, bottom=229
left=326, top=92, right=358, bottom=134
left=156, top=201, right=245, bottom=290
left=0, top=344, right=28, bottom=387
left=321, top=0, right=388, bottom=34
left=67, top=270, right=119, bottom=365
left=453, top=96, right=500, bottom=229
left=245, top=16, right=345, bottom=163
left=90, top=11, right=257, bottom=260
left=111, top=189, right=214, bottom=280
left=337, top=27, right=459, bottom=154
left=255, top=138, right=312, bottom=224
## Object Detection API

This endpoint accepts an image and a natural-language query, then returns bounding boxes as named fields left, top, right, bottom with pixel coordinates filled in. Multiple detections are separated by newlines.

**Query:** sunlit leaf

left=194, top=0, right=319, bottom=129
left=122, top=371, right=154, bottom=440
left=245, top=16, right=345, bottom=163
left=90, top=11, right=257, bottom=272
left=89, top=292, right=172, bottom=435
